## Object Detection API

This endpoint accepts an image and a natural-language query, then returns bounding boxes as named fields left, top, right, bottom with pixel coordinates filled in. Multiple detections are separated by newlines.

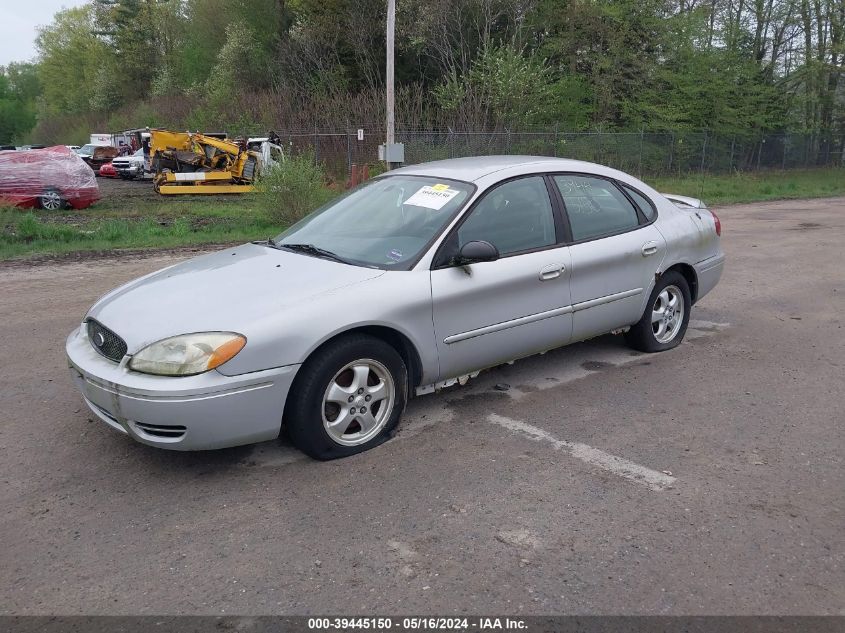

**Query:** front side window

left=275, top=175, right=472, bottom=269
left=554, top=175, right=640, bottom=241
left=457, top=176, right=556, bottom=256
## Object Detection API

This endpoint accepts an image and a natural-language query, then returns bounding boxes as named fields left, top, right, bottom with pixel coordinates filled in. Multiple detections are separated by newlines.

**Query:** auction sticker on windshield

left=404, top=184, right=460, bottom=210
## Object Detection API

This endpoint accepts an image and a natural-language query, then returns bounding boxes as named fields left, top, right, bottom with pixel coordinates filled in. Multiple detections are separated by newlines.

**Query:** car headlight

left=129, top=332, right=246, bottom=376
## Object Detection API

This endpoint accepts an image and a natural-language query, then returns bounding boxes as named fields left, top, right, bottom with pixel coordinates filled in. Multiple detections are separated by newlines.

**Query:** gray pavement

left=1, top=196, right=843, bottom=615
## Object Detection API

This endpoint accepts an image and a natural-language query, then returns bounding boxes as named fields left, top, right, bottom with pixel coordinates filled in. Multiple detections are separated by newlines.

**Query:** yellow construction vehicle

left=149, top=129, right=260, bottom=195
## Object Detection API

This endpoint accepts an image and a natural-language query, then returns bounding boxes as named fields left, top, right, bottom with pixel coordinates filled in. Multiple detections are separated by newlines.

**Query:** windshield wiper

left=251, top=236, right=279, bottom=247
left=278, top=243, right=351, bottom=264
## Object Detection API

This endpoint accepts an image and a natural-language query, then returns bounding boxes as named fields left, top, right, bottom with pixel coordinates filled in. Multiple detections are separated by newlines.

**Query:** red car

left=98, top=162, right=118, bottom=178
left=0, top=145, right=101, bottom=210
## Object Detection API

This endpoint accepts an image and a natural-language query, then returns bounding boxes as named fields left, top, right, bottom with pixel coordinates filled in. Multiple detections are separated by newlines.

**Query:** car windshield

left=78, top=144, right=96, bottom=154
left=273, top=175, right=473, bottom=269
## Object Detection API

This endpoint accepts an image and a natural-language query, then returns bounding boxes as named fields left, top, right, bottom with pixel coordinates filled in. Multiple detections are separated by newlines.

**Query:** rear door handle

left=641, top=241, right=659, bottom=256
left=539, top=263, right=565, bottom=281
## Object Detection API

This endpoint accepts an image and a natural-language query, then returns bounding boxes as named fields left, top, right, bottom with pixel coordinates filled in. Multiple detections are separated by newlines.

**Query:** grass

left=83, top=192, right=263, bottom=220
left=1, top=166, right=843, bottom=261
left=0, top=207, right=280, bottom=260
left=649, top=167, right=845, bottom=205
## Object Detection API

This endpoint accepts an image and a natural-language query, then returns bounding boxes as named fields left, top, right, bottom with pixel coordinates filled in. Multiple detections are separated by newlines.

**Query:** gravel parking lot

left=1, top=197, right=843, bottom=615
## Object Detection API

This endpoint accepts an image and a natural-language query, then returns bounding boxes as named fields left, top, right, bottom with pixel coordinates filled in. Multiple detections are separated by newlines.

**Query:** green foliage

left=434, top=45, right=593, bottom=129
left=0, top=64, right=40, bottom=144
left=35, top=6, right=107, bottom=116
left=253, top=152, right=336, bottom=226
left=178, top=0, right=283, bottom=88
left=531, top=0, right=668, bottom=127
left=205, top=21, right=265, bottom=107
left=626, top=14, right=789, bottom=136
left=90, top=0, right=183, bottom=107
left=16, top=213, right=81, bottom=242
left=5, top=0, right=842, bottom=145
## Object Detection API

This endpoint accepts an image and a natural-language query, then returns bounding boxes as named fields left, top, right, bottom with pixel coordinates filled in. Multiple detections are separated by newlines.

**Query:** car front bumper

left=66, top=325, right=300, bottom=450
left=114, top=164, right=142, bottom=176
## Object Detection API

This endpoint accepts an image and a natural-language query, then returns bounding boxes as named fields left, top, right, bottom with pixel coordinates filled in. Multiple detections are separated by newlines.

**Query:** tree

left=433, top=45, right=593, bottom=129
left=179, top=0, right=285, bottom=90
left=0, top=63, right=41, bottom=144
left=35, top=6, right=107, bottom=115
left=5, top=0, right=843, bottom=144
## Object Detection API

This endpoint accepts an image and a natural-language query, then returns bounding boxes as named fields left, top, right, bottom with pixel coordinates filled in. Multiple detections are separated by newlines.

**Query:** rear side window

left=621, top=184, right=656, bottom=220
left=554, top=176, right=640, bottom=241
left=458, top=176, right=556, bottom=255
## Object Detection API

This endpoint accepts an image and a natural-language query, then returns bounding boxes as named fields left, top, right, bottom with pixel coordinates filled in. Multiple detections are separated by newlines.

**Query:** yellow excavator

left=149, top=129, right=263, bottom=194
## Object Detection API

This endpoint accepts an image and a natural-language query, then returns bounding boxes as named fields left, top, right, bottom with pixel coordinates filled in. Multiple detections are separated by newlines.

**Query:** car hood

left=87, top=243, right=384, bottom=353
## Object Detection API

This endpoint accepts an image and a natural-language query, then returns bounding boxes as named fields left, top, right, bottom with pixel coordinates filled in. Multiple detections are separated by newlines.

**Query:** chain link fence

left=270, top=129, right=845, bottom=179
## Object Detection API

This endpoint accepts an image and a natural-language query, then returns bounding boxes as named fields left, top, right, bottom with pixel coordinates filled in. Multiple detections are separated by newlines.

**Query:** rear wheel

left=38, top=188, right=65, bottom=211
left=284, top=335, right=407, bottom=460
left=625, top=271, right=691, bottom=352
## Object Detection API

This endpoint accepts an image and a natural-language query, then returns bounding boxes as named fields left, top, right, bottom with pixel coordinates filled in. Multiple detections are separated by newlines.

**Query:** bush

left=254, top=152, right=337, bottom=227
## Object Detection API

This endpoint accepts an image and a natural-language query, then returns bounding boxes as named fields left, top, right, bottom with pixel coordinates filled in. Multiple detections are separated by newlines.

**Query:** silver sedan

left=66, top=156, right=724, bottom=459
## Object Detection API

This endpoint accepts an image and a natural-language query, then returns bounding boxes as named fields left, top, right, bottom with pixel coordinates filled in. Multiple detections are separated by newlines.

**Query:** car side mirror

left=456, top=240, right=499, bottom=265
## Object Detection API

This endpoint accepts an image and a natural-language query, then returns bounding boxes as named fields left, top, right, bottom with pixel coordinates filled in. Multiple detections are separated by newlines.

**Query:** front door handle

left=539, top=263, right=565, bottom=281
left=641, top=241, right=659, bottom=256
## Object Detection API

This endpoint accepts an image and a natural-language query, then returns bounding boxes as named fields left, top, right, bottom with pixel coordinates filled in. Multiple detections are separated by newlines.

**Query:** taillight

left=710, top=210, right=722, bottom=236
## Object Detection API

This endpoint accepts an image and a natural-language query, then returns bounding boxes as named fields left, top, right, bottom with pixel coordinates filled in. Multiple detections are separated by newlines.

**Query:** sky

left=0, top=1, right=89, bottom=66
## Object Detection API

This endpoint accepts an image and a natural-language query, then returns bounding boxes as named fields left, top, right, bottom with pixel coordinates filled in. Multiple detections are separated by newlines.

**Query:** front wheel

left=284, top=335, right=407, bottom=460
left=625, top=271, right=691, bottom=353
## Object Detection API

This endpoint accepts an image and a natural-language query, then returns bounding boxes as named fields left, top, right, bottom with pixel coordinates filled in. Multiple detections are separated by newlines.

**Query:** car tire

left=284, top=334, right=408, bottom=460
left=38, top=188, right=65, bottom=211
left=625, top=270, right=691, bottom=353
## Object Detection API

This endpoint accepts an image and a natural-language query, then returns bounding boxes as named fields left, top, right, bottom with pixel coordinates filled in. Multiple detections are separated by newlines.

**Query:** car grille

left=86, top=319, right=128, bottom=362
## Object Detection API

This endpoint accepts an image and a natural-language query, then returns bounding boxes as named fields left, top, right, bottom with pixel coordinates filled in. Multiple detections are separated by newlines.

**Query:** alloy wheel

left=41, top=190, right=62, bottom=211
left=651, top=284, right=685, bottom=343
left=322, top=358, right=395, bottom=446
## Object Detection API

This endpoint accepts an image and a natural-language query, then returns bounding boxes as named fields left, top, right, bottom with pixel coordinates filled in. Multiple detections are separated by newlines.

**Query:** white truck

left=111, top=148, right=148, bottom=180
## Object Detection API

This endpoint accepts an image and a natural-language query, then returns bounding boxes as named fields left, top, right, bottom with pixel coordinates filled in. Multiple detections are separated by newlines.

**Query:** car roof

left=389, top=155, right=613, bottom=183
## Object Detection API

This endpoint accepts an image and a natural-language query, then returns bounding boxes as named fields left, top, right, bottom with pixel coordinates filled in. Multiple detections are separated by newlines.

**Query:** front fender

left=216, top=270, right=438, bottom=382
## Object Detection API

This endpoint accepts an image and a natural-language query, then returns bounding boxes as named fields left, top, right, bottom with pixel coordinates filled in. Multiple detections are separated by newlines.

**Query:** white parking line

left=487, top=413, right=677, bottom=491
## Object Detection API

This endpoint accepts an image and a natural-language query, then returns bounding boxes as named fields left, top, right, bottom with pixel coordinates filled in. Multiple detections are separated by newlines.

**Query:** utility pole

left=386, top=0, right=395, bottom=155
left=380, top=0, right=404, bottom=169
